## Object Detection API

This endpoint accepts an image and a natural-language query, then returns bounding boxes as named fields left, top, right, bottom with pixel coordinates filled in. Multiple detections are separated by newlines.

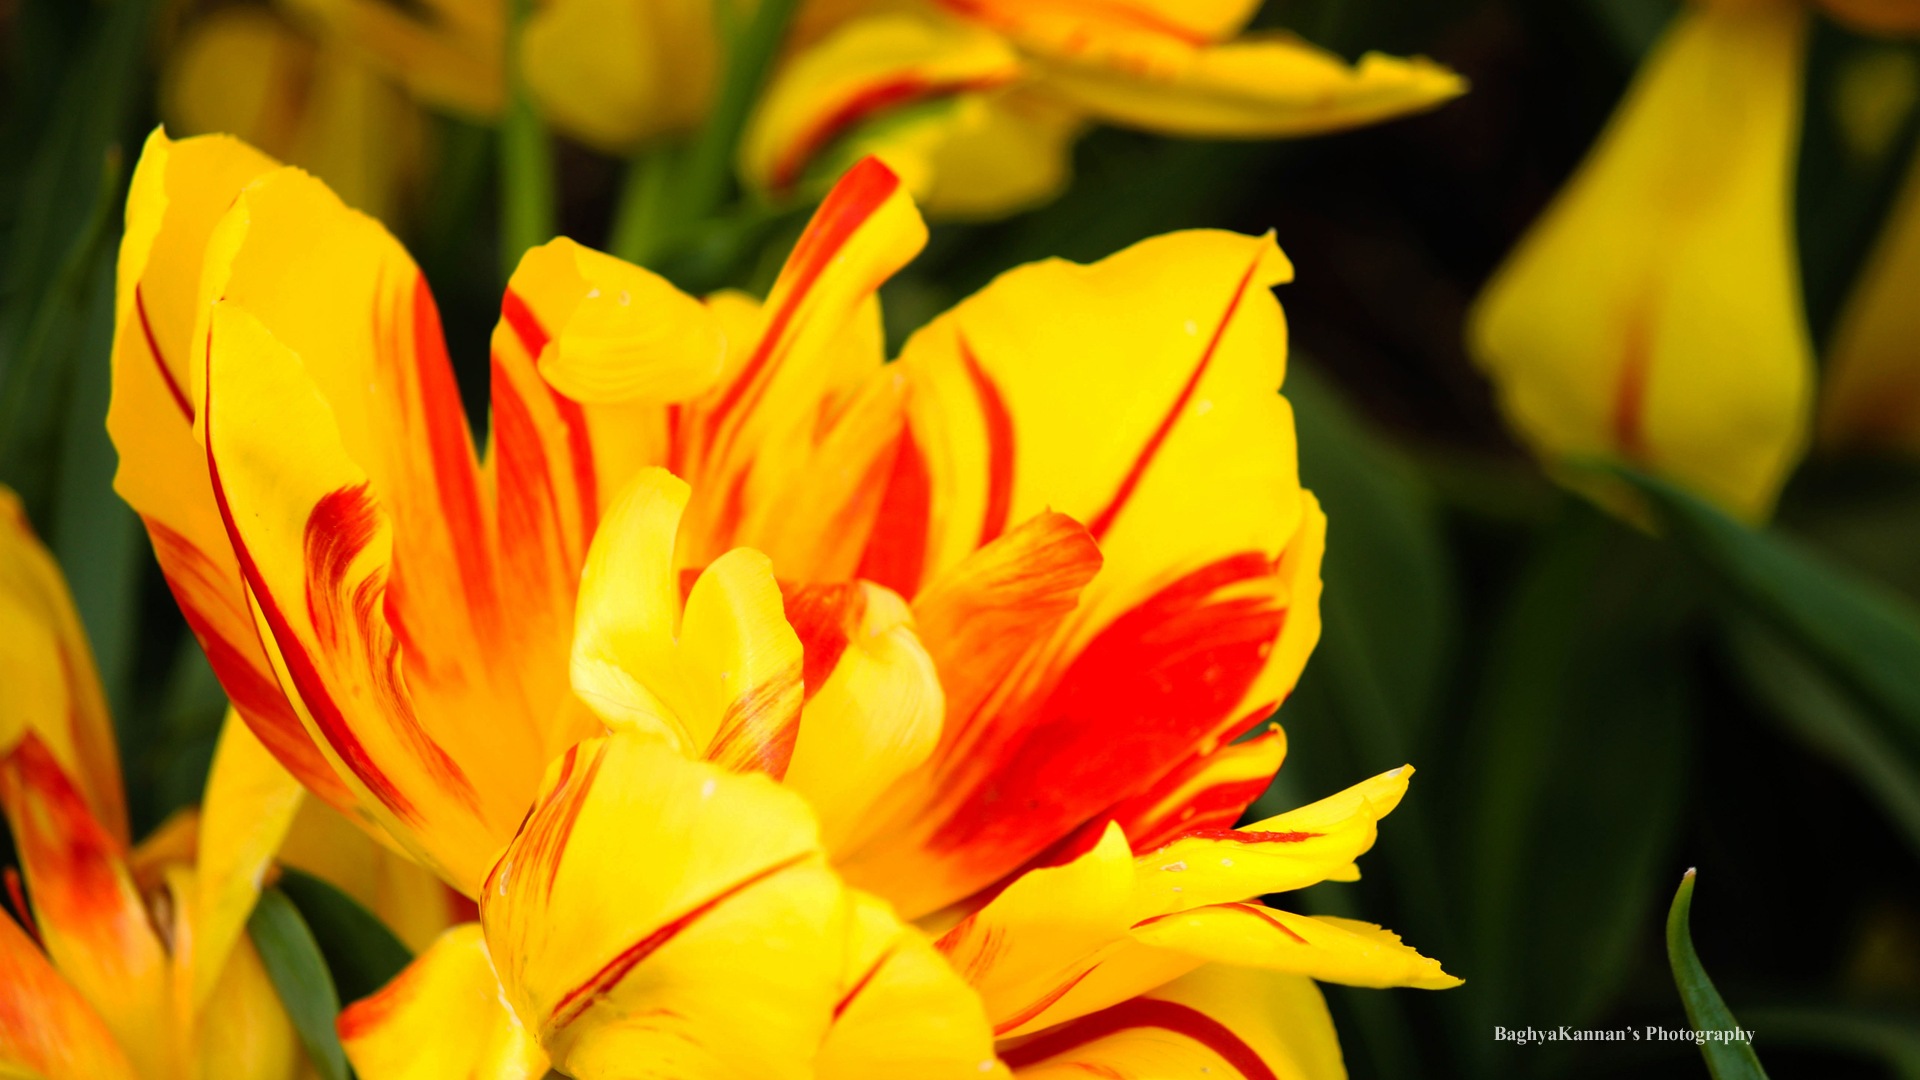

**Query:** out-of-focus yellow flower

left=162, top=0, right=501, bottom=224
left=1468, top=0, right=1813, bottom=521
left=743, top=0, right=1465, bottom=216
left=1820, top=143, right=1920, bottom=454
left=110, top=130, right=1456, bottom=1076
left=525, top=0, right=1462, bottom=218
left=0, top=488, right=458, bottom=1078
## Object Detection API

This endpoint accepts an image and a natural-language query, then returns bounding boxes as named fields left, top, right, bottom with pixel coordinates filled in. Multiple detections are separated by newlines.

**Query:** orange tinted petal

left=0, top=736, right=168, bottom=1078
left=0, top=911, right=137, bottom=1080
left=0, top=487, right=125, bottom=841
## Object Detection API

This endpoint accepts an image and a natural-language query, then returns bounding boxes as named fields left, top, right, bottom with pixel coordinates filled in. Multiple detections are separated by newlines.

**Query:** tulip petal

left=1001, top=966, right=1345, bottom=1080
left=523, top=0, right=720, bottom=150
left=781, top=581, right=944, bottom=854
left=1131, top=904, right=1459, bottom=989
left=0, top=910, right=138, bottom=1080
left=1820, top=144, right=1920, bottom=453
left=279, top=0, right=503, bottom=118
left=1104, top=725, right=1286, bottom=853
left=1130, top=765, right=1410, bottom=921
left=818, top=890, right=1008, bottom=1079
left=0, top=488, right=126, bottom=842
left=935, top=825, right=1135, bottom=1034
left=276, top=797, right=472, bottom=955
left=1037, top=36, right=1465, bottom=139
left=200, top=299, right=506, bottom=894
left=0, top=735, right=168, bottom=1078
left=570, top=468, right=804, bottom=772
left=481, top=733, right=845, bottom=1079
left=109, top=129, right=356, bottom=814
left=338, top=923, right=549, bottom=1080
left=741, top=13, right=1021, bottom=195
left=1468, top=0, right=1812, bottom=520
left=852, top=230, right=1321, bottom=914
left=190, top=709, right=306, bottom=1009
left=522, top=238, right=726, bottom=406
left=163, top=9, right=428, bottom=224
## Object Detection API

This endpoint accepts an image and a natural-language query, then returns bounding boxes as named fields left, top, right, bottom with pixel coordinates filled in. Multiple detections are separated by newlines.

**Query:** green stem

left=678, top=0, right=800, bottom=223
left=499, top=0, right=557, bottom=280
left=608, top=144, right=681, bottom=267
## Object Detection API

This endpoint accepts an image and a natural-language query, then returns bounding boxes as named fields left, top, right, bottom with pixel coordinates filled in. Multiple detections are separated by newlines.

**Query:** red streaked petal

left=0, top=910, right=138, bottom=1080
left=0, top=735, right=168, bottom=1077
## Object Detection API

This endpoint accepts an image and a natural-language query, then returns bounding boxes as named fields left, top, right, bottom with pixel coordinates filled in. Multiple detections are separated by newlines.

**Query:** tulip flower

left=527, top=0, right=1462, bottom=218
left=162, top=0, right=501, bottom=223
left=1469, top=0, right=1816, bottom=520
left=0, top=487, right=456, bottom=1077
left=109, top=129, right=1454, bottom=1076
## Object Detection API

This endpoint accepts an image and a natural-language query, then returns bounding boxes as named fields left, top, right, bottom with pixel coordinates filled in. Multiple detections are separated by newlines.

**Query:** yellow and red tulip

left=109, top=128, right=1455, bottom=1076
left=0, top=486, right=447, bottom=1078
left=1468, top=0, right=1817, bottom=520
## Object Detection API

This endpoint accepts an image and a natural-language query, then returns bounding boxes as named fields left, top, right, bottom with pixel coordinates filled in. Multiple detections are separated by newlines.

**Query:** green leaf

left=278, top=868, right=415, bottom=1005
left=1456, top=501, right=1694, bottom=1077
left=1617, top=466, right=1920, bottom=795
left=249, top=887, right=351, bottom=1080
left=1722, top=618, right=1920, bottom=858
left=1738, top=1005, right=1920, bottom=1079
left=1666, top=871, right=1770, bottom=1080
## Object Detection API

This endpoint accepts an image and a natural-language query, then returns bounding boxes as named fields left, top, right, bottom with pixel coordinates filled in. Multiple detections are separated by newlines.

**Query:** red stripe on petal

left=958, top=335, right=1015, bottom=548
left=1085, top=250, right=1267, bottom=542
left=769, top=75, right=1013, bottom=192
left=548, top=852, right=814, bottom=1030
left=135, top=287, right=192, bottom=421
left=999, top=997, right=1280, bottom=1080
left=831, top=945, right=896, bottom=1022
left=500, top=288, right=551, bottom=358
left=992, top=963, right=1099, bottom=1036
left=407, top=276, right=497, bottom=631
left=707, top=160, right=902, bottom=434
left=929, top=553, right=1284, bottom=871
left=780, top=582, right=857, bottom=702
left=855, top=428, right=931, bottom=597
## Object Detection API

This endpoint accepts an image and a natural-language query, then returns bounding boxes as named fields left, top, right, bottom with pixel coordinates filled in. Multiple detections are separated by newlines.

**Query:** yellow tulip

left=1469, top=0, right=1813, bottom=521
left=161, top=0, right=501, bottom=224
left=0, top=489, right=461, bottom=1078
left=109, top=130, right=1455, bottom=1077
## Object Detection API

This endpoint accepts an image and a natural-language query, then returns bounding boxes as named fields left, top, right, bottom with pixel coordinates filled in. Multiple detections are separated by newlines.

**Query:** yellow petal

left=740, top=13, right=1021, bottom=195
left=163, top=10, right=428, bottom=224
left=189, top=709, right=306, bottom=1010
left=1103, top=724, right=1286, bottom=852
left=938, top=0, right=1263, bottom=55
left=912, top=90, right=1085, bottom=220
left=1467, top=0, right=1812, bottom=521
left=338, top=923, right=549, bottom=1080
left=570, top=468, right=804, bottom=773
left=1129, top=766, right=1411, bottom=921
left=110, top=129, right=357, bottom=815
left=480, top=732, right=846, bottom=1078
left=0, top=736, right=168, bottom=1079
left=195, top=931, right=302, bottom=1080
left=1820, top=144, right=1920, bottom=453
left=934, top=824, right=1135, bottom=1035
left=817, top=890, right=1008, bottom=1080
left=523, top=0, right=722, bottom=150
left=1130, top=904, right=1459, bottom=990
left=200, top=299, right=509, bottom=894
left=520, top=238, right=726, bottom=405
left=280, top=0, right=503, bottom=118
left=0, top=911, right=137, bottom=1080
left=781, top=581, right=944, bottom=855
left=276, top=799, right=472, bottom=955
left=1037, top=36, right=1464, bottom=139
left=854, top=229, right=1318, bottom=914
left=0, top=487, right=126, bottom=842
left=1001, top=966, right=1345, bottom=1080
